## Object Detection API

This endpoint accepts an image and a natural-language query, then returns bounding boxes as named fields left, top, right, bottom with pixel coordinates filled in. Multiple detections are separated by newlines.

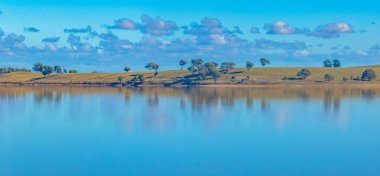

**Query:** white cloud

left=307, top=22, right=354, bottom=38
left=263, top=21, right=307, bottom=35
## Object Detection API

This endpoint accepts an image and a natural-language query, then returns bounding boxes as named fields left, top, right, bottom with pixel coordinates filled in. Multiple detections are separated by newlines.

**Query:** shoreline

left=1, top=81, right=380, bottom=88
left=2, top=67, right=380, bottom=88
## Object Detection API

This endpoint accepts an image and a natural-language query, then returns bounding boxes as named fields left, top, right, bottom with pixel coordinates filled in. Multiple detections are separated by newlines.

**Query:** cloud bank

left=104, top=15, right=178, bottom=36
left=0, top=16, right=375, bottom=71
left=307, top=22, right=354, bottom=38
left=263, top=21, right=307, bottom=35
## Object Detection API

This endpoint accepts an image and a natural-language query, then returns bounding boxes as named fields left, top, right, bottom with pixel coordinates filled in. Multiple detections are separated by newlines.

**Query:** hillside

left=1, top=66, right=380, bottom=86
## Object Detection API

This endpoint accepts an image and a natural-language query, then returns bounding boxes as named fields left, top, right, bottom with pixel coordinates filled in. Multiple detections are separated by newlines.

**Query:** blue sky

left=0, top=0, right=380, bottom=71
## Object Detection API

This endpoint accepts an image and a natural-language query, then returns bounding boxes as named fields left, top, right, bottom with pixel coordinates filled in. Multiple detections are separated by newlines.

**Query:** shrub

left=361, top=69, right=377, bottom=81
left=131, top=74, right=144, bottom=83
left=117, top=76, right=124, bottom=83
left=324, top=74, right=334, bottom=81
left=297, top=68, right=311, bottom=79
left=220, top=62, right=236, bottom=74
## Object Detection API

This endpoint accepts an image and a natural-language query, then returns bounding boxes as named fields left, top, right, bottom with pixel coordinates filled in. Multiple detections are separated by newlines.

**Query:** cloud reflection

left=0, top=86, right=379, bottom=131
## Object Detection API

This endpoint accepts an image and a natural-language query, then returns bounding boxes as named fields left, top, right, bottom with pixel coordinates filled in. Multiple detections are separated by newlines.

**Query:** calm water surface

left=0, top=86, right=380, bottom=176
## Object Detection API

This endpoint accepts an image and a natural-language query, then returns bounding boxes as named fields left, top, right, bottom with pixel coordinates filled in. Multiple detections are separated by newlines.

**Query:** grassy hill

left=1, top=66, right=380, bottom=86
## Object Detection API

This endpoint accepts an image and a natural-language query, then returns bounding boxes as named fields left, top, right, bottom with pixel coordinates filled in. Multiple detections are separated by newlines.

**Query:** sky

left=0, top=0, right=380, bottom=72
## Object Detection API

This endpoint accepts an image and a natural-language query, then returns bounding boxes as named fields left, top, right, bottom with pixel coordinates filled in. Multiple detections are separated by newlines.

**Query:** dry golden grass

left=1, top=66, right=380, bottom=85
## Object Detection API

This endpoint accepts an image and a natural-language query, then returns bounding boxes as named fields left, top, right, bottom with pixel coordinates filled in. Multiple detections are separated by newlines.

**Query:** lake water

left=0, top=86, right=380, bottom=176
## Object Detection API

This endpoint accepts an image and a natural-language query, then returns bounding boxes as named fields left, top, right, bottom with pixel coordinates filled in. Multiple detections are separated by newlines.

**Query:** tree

left=323, top=60, right=332, bottom=67
left=204, top=62, right=219, bottom=70
left=361, top=69, right=377, bottom=81
left=145, top=63, right=158, bottom=72
left=260, top=58, right=271, bottom=67
left=0, top=67, right=6, bottom=74
left=63, top=69, right=67, bottom=74
left=69, top=70, right=78, bottom=73
left=187, top=66, right=198, bottom=75
left=32, top=62, right=44, bottom=72
left=124, top=66, right=131, bottom=73
left=0, top=67, right=30, bottom=74
left=297, top=68, right=311, bottom=79
left=209, top=67, right=220, bottom=83
left=324, top=74, right=334, bottom=81
left=197, top=65, right=208, bottom=79
left=179, top=60, right=187, bottom=70
left=220, top=62, right=236, bottom=74
left=54, top=66, right=62, bottom=75
left=187, top=59, right=204, bottom=75
left=246, top=61, right=254, bottom=77
left=117, top=76, right=124, bottom=83
left=145, top=63, right=153, bottom=72
left=333, top=59, right=341, bottom=68
left=191, top=59, right=204, bottom=67
left=151, top=63, right=159, bottom=76
left=41, top=66, right=53, bottom=77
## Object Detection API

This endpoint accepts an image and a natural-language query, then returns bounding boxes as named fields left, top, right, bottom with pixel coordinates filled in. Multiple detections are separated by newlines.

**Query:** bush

left=324, top=74, right=334, bottom=81
left=69, top=70, right=78, bottom=73
left=131, top=74, right=144, bottom=83
left=297, top=68, right=311, bottom=79
left=117, top=76, right=124, bottom=83
left=361, top=69, right=377, bottom=81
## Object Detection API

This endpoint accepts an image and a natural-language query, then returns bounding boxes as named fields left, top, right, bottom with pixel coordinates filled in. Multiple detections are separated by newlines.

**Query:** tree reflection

left=33, top=90, right=62, bottom=104
left=324, top=89, right=333, bottom=112
left=362, top=89, right=376, bottom=101
left=1, top=86, right=380, bottom=131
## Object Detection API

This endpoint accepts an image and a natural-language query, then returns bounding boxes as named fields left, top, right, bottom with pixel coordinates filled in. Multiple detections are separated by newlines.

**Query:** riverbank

left=1, top=66, right=380, bottom=87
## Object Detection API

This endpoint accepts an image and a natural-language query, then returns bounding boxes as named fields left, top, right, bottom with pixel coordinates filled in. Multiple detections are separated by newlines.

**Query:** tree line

left=293, top=59, right=377, bottom=82
left=4, top=58, right=378, bottom=83
left=121, top=58, right=270, bottom=83
left=323, top=59, right=341, bottom=68
left=0, top=67, right=31, bottom=74
left=32, top=62, right=77, bottom=77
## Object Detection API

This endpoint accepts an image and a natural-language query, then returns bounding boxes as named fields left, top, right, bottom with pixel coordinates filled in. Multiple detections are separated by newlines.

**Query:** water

left=0, top=86, right=380, bottom=176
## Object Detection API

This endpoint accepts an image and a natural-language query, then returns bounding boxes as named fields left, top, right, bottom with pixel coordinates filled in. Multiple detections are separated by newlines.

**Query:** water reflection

left=2, top=86, right=380, bottom=176
left=1, top=86, right=380, bottom=131
left=1, top=86, right=380, bottom=109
